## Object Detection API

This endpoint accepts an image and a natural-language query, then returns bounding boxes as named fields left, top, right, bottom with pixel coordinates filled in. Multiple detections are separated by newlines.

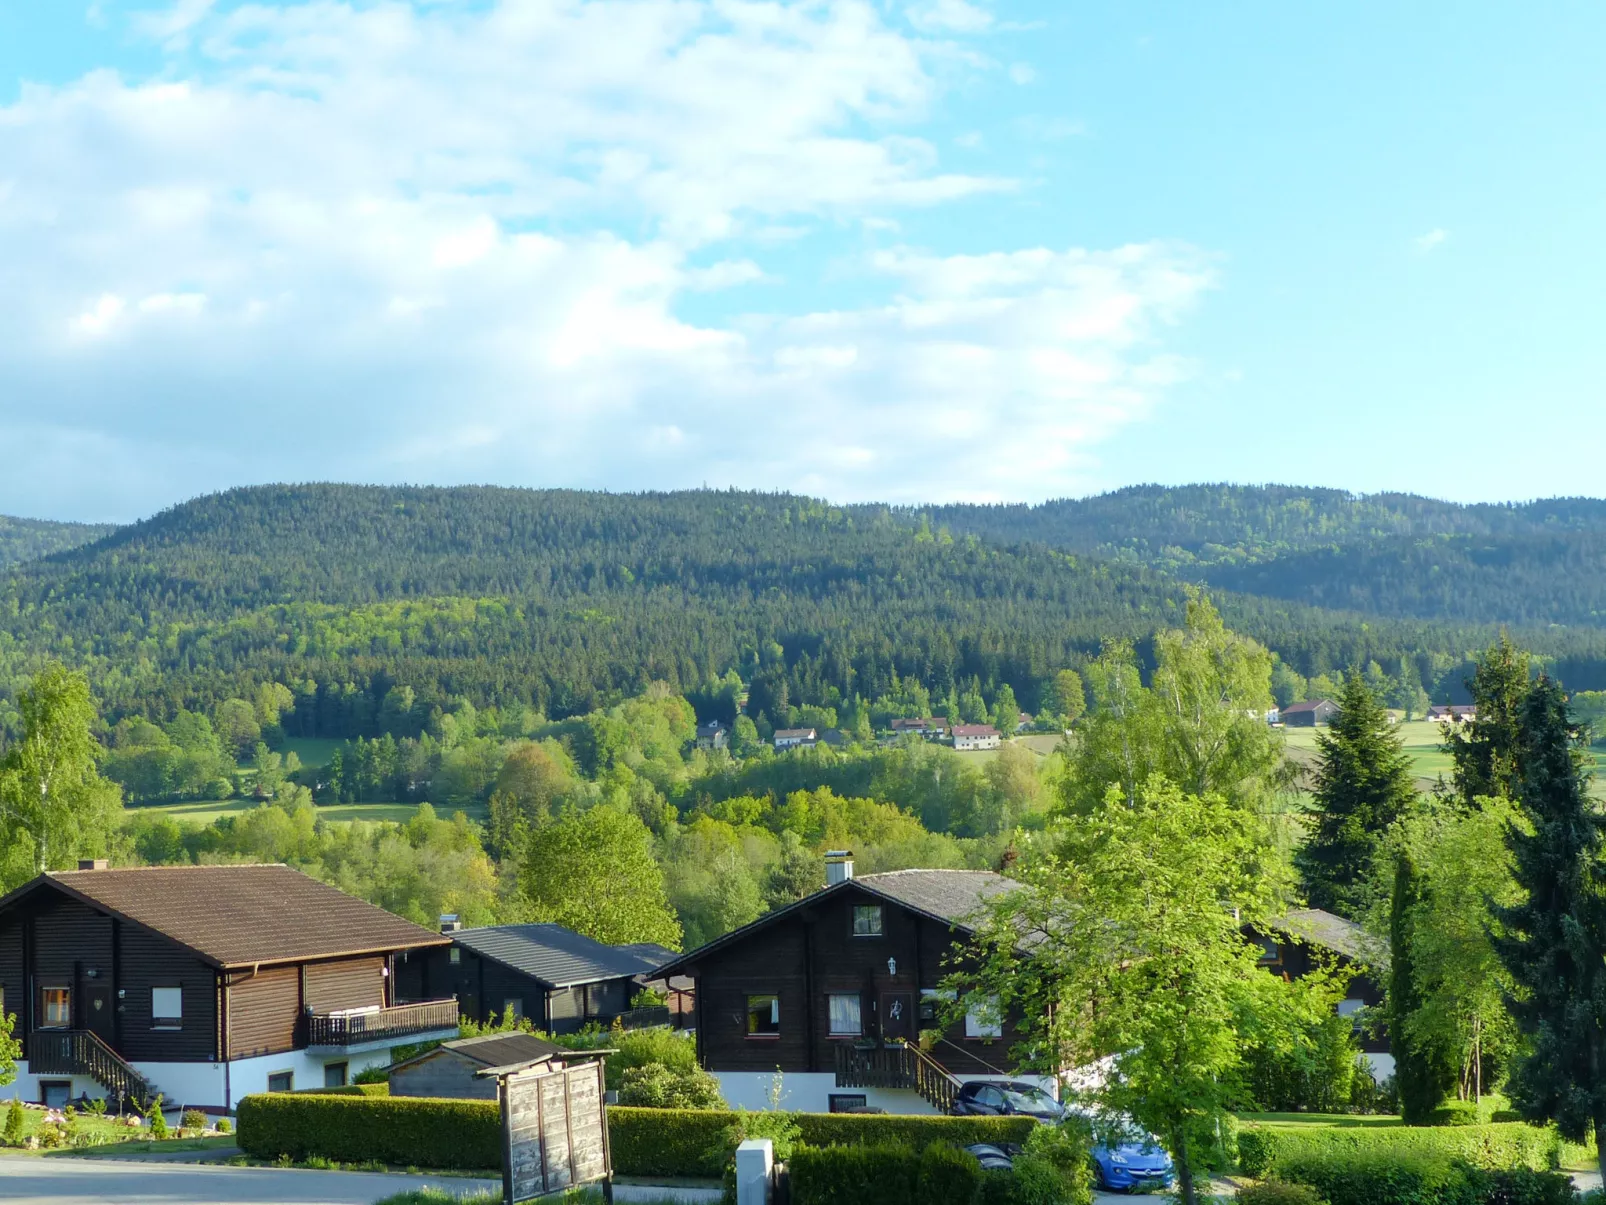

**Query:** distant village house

left=1281, top=698, right=1340, bottom=727
left=696, top=720, right=729, bottom=750
left=774, top=727, right=818, bottom=750
left=1427, top=704, right=1478, bottom=725
left=951, top=724, right=1002, bottom=751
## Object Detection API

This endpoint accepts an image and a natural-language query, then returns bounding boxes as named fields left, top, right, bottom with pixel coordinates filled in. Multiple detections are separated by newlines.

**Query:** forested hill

left=921, top=485, right=1606, bottom=627
left=6, top=483, right=1606, bottom=737
left=0, top=514, right=118, bottom=569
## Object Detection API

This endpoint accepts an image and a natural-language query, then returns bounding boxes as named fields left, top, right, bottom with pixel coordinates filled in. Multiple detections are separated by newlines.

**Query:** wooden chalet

left=653, top=857, right=1039, bottom=1115
left=0, top=862, right=458, bottom=1112
left=1256, top=907, right=1391, bottom=1078
left=394, top=921, right=684, bottom=1035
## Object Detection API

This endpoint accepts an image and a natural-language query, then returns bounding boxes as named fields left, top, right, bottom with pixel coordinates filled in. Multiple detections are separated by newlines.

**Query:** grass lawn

left=0, top=1104, right=237, bottom=1156
left=281, top=736, right=343, bottom=768
left=1283, top=719, right=1606, bottom=799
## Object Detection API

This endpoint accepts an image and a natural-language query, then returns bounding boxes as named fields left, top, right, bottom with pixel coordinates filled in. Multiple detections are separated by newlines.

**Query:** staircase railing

left=832, top=1040, right=961, bottom=1113
left=28, top=1030, right=152, bottom=1107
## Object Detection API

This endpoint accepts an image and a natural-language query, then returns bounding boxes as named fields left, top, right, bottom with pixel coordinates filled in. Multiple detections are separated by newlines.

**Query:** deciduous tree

left=520, top=805, right=682, bottom=949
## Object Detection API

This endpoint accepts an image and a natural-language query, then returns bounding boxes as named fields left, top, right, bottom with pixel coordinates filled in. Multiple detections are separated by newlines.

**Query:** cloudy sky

left=2, top=1, right=1602, bottom=522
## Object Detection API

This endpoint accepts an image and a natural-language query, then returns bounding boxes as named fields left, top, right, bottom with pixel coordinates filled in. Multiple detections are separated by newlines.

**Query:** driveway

left=0, top=1155, right=498, bottom=1205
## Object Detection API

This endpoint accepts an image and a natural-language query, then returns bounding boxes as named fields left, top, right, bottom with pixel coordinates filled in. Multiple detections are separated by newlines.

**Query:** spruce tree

left=1390, top=849, right=1455, bottom=1123
left=1445, top=634, right=1531, bottom=808
left=1296, top=674, right=1417, bottom=914
left=1494, top=676, right=1606, bottom=1181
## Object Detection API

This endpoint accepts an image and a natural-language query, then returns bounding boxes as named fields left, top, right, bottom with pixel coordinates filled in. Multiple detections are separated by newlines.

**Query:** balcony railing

left=306, top=998, right=459, bottom=1048
left=28, top=1030, right=152, bottom=1107
left=612, top=1005, right=672, bottom=1031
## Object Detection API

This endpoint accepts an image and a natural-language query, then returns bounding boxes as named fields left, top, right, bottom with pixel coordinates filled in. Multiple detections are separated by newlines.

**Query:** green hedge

left=289, top=1083, right=390, bottom=1097
left=1274, top=1152, right=1576, bottom=1205
left=790, top=1144, right=921, bottom=1205
left=1237, top=1122, right=1561, bottom=1179
left=239, top=1096, right=1030, bottom=1177
left=795, top=1113, right=1036, bottom=1151
left=237, top=1093, right=500, bottom=1169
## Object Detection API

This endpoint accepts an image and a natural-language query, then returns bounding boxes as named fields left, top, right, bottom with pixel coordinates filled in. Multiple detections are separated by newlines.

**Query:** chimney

left=78, top=859, right=109, bottom=871
left=825, top=850, right=854, bottom=885
left=439, top=914, right=461, bottom=934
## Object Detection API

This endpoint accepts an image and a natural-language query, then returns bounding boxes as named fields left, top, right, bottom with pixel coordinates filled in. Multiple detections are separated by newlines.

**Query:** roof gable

left=0, top=865, right=447, bottom=968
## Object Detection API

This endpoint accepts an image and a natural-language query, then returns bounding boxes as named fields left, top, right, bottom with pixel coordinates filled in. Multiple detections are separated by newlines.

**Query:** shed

left=1281, top=698, right=1340, bottom=727
left=389, top=1032, right=576, bottom=1100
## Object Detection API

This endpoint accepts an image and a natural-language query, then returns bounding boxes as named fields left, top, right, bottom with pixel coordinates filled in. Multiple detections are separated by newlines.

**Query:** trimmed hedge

left=795, top=1112, right=1036, bottom=1151
left=237, top=1093, right=500, bottom=1169
left=790, top=1144, right=921, bottom=1205
left=289, top=1083, right=390, bottom=1098
left=1274, top=1152, right=1576, bottom=1205
left=606, top=1106, right=732, bottom=1177
left=1237, top=1123, right=1561, bottom=1179
left=238, top=1096, right=1034, bottom=1177
left=918, top=1141, right=985, bottom=1205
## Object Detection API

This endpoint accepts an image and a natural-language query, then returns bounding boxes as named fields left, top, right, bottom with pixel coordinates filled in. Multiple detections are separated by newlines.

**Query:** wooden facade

left=679, top=879, right=1026, bottom=1080
left=0, top=866, right=456, bottom=1106
left=397, top=943, right=640, bottom=1034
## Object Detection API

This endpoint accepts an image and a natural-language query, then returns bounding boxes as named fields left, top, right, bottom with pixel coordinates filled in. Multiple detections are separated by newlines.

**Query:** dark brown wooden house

left=653, top=864, right=1039, bottom=1115
left=1256, top=907, right=1392, bottom=1077
left=0, top=862, right=458, bottom=1112
left=394, top=921, right=681, bottom=1035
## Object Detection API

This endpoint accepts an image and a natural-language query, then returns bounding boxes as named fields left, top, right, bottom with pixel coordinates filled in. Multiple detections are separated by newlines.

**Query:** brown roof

left=951, top=724, right=999, bottom=737
left=5, top=864, right=448, bottom=969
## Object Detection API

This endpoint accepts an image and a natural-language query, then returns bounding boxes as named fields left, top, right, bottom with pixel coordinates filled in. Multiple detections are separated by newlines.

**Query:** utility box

left=736, top=1138, right=774, bottom=1205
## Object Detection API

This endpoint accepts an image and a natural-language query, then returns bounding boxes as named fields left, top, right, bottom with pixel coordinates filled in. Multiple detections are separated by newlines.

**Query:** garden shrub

left=917, top=1142, right=984, bottom=1205
left=978, top=1168, right=1020, bottom=1205
left=1459, top=1167, right=1578, bottom=1205
left=181, top=1108, right=208, bottom=1132
left=1275, top=1152, right=1577, bottom=1205
left=789, top=1143, right=921, bottom=1205
left=1432, top=1101, right=1481, bottom=1127
left=1236, top=1122, right=1560, bottom=1179
left=1237, top=1181, right=1328, bottom=1205
left=353, top=1065, right=390, bottom=1085
left=215, top=1117, right=233, bottom=1134
left=1012, top=1122, right=1093, bottom=1205
left=149, top=1094, right=168, bottom=1140
left=291, top=1082, right=389, bottom=1097
left=3, top=1097, right=24, bottom=1147
left=616, top=1062, right=725, bottom=1110
left=556, top=1025, right=697, bottom=1093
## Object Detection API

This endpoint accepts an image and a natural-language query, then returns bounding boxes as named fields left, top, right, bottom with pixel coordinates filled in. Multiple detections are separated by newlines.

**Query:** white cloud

left=1415, top=228, right=1449, bottom=253
left=1008, top=63, right=1037, bottom=85
left=907, top=0, right=995, bottom=34
left=0, top=0, right=1205, bottom=520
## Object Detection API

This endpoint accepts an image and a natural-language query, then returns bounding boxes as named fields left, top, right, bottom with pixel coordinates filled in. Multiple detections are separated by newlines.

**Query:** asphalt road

left=0, top=1155, right=499, bottom=1204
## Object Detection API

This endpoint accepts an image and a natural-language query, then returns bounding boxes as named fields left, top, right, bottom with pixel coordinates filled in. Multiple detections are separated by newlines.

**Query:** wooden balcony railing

left=305, top=998, right=459, bottom=1047
left=612, top=1005, right=672, bottom=1031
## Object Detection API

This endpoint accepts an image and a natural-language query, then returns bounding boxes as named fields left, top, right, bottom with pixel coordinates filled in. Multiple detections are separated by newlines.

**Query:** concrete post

left=735, top=1137, right=774, bottom=1205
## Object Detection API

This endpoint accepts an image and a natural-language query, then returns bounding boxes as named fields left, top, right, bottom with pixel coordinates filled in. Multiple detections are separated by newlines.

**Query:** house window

left=964, top=995, right=1003, bottom=1039
left=267, top=1072, right=294, bottom=1093
left=829, top=1094, right=868, bottom=1113
left=1255, top=937, right=1281, bottom=965
left=503, top=998, right=525, bottom=1022
left=746, top=995, right=781, bottom=1038
left=40, top=1081, right=72, bottom=1110
left=152, top=987, right=183, bottom=1029
left=852, top=905, right=883, bottom=937
left=324, top=1062, right=348, bottom=1089
left=41, top=986, right=70, bottom=1028
left=449, top=948, right=461, bottom=965
left=827, top=993, right=862, bottom=1037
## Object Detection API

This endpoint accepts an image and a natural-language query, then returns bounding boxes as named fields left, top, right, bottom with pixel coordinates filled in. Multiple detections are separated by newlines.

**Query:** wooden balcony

left=305, top=998, right=459, bottom=1050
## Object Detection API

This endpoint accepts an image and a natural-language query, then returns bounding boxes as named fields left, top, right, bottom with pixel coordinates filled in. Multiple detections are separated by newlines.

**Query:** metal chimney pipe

left=825, top=850, right=854, bottom=884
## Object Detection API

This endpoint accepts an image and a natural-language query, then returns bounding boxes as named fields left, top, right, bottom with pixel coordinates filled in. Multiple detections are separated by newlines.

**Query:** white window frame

left=152, top=986, right=183, bottom=1028
left=827, top=993, right=862, bottom=1037
left=964, top=994, right=1003, bottom=1039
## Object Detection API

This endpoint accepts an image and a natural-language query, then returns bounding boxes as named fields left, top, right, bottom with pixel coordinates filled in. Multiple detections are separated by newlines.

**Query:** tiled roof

left=1272, top=908, right=1383, bottom=966
left=454, top=924, right=676, bottom=988
left=6, top=865, right=447, bottom=968
left=774, top=728, right=817, bottom=739
left=1281, top=699, right=1335, bottom=714
left=856, top=869, right=1017, bottom=929
left=951, top=724, right=999, bottom=737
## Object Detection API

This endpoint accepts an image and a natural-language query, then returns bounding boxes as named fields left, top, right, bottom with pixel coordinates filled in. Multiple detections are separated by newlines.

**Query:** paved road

left=0, top=1155, right=498, bottom=1204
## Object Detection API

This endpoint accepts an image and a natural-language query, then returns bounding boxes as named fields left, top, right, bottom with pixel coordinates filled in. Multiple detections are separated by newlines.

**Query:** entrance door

left=880, top=992, right=913, bottom=1043
left=83, top=981, right=115, bottom=1045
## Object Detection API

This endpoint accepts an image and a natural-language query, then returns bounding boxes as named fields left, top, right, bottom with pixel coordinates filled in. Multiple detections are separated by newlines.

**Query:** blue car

left=1083, top=1115, right=1175, bottom=1193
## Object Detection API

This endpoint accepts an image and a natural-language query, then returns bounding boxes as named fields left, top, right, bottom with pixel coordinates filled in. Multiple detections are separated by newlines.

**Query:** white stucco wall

left=9, top=1045, right=393, bottom=1113
left=714, top=1070, right=1058, bottom=1116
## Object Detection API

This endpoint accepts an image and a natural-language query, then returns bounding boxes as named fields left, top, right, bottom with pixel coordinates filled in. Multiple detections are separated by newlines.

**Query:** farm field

left=129, top=799, right=485, bottom=825
left=1282, top=719, right=1606, bottom=799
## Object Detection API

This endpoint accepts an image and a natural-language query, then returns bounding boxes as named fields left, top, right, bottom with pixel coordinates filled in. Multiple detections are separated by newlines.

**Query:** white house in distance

left=951, top=724, right=1001, bottom=751
left=773, top=727, right=818, bottom=751
left=1427, top=705, right=1478, bottom=725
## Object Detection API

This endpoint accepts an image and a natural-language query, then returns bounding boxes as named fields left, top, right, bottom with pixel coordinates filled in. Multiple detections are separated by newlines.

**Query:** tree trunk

left=1597, top=1107, right=1606, bottom=1196
left=1172, top=1126, right=1194, bottom=1205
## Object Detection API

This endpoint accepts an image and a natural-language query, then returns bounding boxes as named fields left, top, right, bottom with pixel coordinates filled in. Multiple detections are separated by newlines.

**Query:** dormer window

left=852, top=905, right=884, bottom=937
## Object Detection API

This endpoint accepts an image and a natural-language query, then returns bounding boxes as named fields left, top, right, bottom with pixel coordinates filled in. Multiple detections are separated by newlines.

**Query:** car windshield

left=1000, top=1086, right=1059, bottom=1112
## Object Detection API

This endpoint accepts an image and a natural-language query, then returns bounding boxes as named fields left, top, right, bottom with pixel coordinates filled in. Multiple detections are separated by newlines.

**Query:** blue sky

left=1, top=1, right=1602, bottom=522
